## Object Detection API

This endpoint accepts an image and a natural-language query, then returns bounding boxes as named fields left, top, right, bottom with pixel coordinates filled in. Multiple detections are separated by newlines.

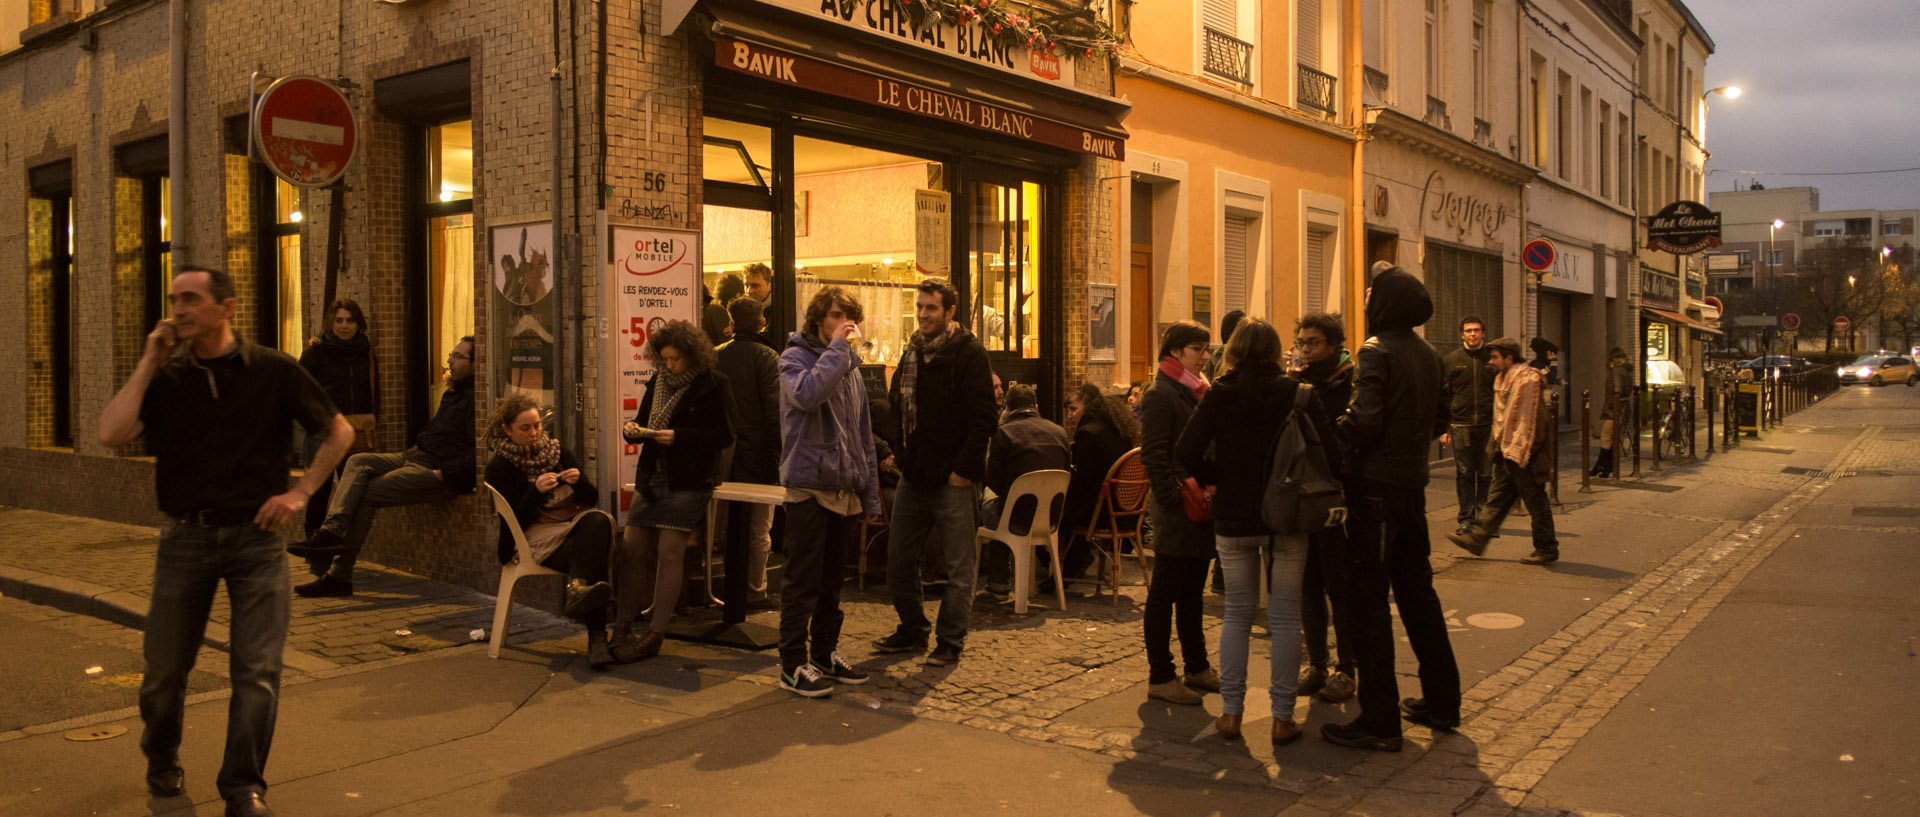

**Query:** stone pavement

left=0, top=389, right=1891, bottom=816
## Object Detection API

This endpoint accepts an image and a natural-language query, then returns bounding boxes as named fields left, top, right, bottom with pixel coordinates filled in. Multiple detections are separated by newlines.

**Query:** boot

left=1589, top=448, right=1615, bottom=479
left=586, top=628, right=613, bottom=670
left=1215, top=713, right=1243, bottom=741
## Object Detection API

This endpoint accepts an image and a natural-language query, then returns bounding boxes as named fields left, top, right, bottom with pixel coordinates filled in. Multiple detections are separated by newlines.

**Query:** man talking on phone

left=99, top=267, right=353, bottom=817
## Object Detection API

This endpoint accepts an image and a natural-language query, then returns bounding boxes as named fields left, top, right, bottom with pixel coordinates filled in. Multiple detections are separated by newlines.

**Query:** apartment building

left=1631, top=0, right=1717, bottom=386
left=1519, top=0, right=1639, bottom=410
left=1112, top=0, right=1358, bottom=381
left=1360, top=0, right=1533, bottom=358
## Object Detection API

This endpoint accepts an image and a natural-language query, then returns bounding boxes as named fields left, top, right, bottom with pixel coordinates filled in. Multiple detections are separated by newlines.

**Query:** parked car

left=1739, top=355, right=1822, bottom=378
left=1837, top=354, right=1918, bottom=387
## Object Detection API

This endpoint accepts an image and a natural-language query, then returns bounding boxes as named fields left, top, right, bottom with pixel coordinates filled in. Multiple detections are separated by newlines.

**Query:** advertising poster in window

left=1089, top=283, right=1117, bottom=362
left=602, top=226, right=701, bottom=512
left=490, top=221, right=557, bottom=413
left=914, top=189, right=950, bottom=277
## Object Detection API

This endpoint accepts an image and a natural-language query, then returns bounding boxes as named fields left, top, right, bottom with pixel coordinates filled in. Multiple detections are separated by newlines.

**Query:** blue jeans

left=140, top=519, right=290, bottom=800
left=1216, top=532, right=1309, bottom=719
left=886, top=479, right=977, bottom=650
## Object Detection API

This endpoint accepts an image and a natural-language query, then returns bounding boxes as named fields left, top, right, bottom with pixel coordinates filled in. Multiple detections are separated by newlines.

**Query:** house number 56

left=642, top=172, right=668, bottom=192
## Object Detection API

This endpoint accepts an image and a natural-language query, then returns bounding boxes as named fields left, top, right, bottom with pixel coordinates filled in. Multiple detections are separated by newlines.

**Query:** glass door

left=969, top=177, right=1043, bottom=357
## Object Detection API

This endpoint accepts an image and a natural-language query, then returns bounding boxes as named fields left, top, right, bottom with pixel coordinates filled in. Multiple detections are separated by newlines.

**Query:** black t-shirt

left=139, top=340, right=339, bottom=517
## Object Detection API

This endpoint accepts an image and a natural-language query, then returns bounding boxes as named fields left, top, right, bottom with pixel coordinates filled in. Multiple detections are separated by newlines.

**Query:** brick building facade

left=1, top=0, right=1124, bottom=600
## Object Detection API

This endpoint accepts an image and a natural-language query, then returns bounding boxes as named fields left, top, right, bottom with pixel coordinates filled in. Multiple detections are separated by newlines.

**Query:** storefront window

left=971, top=179, right=1043, bottom=357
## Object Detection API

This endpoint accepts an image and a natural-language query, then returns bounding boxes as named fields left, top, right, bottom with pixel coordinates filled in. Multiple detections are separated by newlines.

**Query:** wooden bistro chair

left=486, top=484, right=564, bottom=659
left=972, top=469, right=1072, bottom=615
left=1068, top=447, right=1152, bottom=606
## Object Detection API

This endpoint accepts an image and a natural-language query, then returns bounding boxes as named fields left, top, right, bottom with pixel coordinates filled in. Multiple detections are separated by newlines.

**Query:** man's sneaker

left=1320, top=721, right=1404, bottom=752
left=925, top=643, right=962, bottom=666
left=779, top=664, right=834, bottom=698
left=1520, top=548, right=1560, bottom=565
left=294, top=575, right=353, bottom=598
left=1445, top=528, right=1490, bottom=557
left=1318, top=669, right=1357, bottom=703
left=871, top=630, right=926, bottom=654
left=1297, top=665, right=1328, bottom=697
left=812, top=652, right=870, bottom=684
left=1398, top=697, right=1460, bottom=731
left=287, top=529, right=348, bottom=558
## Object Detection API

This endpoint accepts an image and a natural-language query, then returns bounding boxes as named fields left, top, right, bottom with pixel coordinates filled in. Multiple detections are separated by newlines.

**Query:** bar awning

left=1643, top=306, right=1723, bottom=336
left=699, top=2, right=1128, bottom=160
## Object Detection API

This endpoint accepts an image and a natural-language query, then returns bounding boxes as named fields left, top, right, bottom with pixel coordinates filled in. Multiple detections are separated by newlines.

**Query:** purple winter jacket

left=777, top=331, right=883, bottom=517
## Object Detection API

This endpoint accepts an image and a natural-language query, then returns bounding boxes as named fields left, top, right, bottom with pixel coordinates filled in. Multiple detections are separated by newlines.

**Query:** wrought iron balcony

left=1202, top=27, right=1254, bottom=86
left=1363, top=66, right=1389, bottom=97
left=1298, top=64, right=1337, bottom=115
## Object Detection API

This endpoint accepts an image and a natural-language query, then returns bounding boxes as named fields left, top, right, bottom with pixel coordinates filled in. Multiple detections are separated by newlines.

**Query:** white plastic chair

left=487, top=484, right=564, bottom=659
left=973, top=469, right=1071, bottom=615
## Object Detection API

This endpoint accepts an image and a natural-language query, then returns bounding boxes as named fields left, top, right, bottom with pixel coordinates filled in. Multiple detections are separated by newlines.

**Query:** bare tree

left=1880, top=250, right=1920, bottom=353
left=1795, top=237, right=1886, bottom=351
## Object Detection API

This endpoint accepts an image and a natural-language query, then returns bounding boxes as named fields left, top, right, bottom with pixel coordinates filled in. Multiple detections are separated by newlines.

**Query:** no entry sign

left=253, top=76, right=358, bottom=187
left=1834, top=316, right=1852, bottom=333
left=1523, top=238, right=1557, bottom=272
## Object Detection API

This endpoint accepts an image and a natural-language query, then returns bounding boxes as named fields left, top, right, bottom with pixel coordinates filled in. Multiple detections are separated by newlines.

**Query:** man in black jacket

left=716, top=296, right=783, bottom=607
left=1324, top=264, right=1462, bottom=752
left=288, top=337, right=478, bottom=597
left=979, top=384, right=1070, bottom=601
left=1441, top=316, right=1497, bottom=532
left=874, top=279, right=998, bottom=666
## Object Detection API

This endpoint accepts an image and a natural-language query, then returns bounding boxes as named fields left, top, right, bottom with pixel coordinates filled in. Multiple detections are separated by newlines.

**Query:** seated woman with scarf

left=484, top=393, right=617, bottom=668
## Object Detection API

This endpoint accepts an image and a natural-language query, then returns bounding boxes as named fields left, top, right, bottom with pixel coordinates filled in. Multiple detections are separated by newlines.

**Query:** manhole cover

left=1852, top=506, right=1920, bottom=518
left=65, top=725, right=128, bottom=742
left=1780, top=466, right=1856, bottom=478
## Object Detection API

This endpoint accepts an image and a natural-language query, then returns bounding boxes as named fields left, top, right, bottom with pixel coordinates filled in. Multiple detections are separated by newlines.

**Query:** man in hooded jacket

left=1323, top=262, right=1463, bottom=751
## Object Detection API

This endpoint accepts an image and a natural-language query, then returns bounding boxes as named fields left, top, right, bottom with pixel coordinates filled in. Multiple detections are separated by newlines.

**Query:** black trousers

left=539, top=511, right=614, bottom=630
left=1344, top=480, right=1461, bottom=737
left=1144, top=554, right=1212, bottom=684
left=1302, top=526, right=1355, bottom=672
left=1452, top=424, right=1493, bottom=525
left=778, top=499, right=855, bottom=673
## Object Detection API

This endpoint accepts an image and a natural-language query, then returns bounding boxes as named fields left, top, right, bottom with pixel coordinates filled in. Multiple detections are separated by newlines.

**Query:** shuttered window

left=1305, top=224, right=1335, bottom=313
left=1298, top=0, right=1322, bottom=69
left=1223, top=213, right=1255, bottom=313
left=1204, top=0, right=1238, bottom=35
left=1424, top=241, right=1502, bottom=354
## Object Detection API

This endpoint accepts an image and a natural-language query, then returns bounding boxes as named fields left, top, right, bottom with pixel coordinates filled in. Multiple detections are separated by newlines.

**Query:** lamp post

left=1766, top=218, right=1783, bottom=356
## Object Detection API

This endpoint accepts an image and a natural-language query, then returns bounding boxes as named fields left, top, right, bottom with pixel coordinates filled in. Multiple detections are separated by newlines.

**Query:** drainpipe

left=169, top=0, right=188, bottom=264
left=552, top=0, right=580, bottom=454
left=1345, top=0, right=1365, bottom=346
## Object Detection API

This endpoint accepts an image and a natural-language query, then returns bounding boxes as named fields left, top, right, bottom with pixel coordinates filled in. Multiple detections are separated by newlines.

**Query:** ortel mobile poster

left=602, top=226, right=700, bottom=512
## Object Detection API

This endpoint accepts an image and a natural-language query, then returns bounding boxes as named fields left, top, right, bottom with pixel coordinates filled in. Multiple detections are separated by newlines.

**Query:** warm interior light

left=289, top=211, right=304, bottom=223
left=438, top=189, right=454, bottom=202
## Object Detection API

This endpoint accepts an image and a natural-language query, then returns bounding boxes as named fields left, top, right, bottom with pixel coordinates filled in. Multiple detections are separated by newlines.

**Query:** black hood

left=1365, top=262, right=1434, bottom=332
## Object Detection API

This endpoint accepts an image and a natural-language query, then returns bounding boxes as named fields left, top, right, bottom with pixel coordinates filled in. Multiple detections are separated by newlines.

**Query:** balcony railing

left=1298, top=64, right=1337, bottom=115
left=1363, top=66, right=1389, bottom=97
left=1202, top=27, right=1254, bottom=86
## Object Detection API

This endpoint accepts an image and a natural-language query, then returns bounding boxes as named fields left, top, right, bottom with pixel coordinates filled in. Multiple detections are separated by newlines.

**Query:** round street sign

left=1834, top=316, right=1851, bottom=333
left=1700, top=296, right=1722, bottom=321
left=1781, top=313, right=1801, bottom=330
left=253, top=76, right=358, bottom=187
left=1523, top=238, right=1557, bottom=272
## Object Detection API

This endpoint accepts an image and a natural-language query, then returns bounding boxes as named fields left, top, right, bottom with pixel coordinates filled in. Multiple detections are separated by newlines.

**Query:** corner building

left=0, top=0, right=1127, bottom=598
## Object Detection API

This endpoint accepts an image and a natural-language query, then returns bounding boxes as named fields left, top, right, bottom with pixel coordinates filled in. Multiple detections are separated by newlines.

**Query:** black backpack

left=1260, top=383, right=1347, bottom=535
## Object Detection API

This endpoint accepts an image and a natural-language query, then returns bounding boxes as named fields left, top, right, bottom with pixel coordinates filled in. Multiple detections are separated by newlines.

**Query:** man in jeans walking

left=774, top=286, right=882, bottom=697
left=286, top=337, right=477, bottom=597
left=1447, top=337, right=1560, bottom=564
left=1324, top=263, right=1463, bottom=752
left=1440, top=317, right=1496, bottom=534
left=875, top=278, right=998, bottom=666
left=99, top=266, right=354, bottom=817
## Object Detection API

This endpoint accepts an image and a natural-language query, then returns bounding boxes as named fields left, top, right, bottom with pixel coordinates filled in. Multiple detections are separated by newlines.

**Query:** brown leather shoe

left=612, top=630, right=665, bottom=663
left=1272, top=719, right=1303, bottom=746
left=1183, top=668, right=1220, bottom=692
left=1215, top=713, right=1243, bottom=741
left=1146, top=680, right=1204, bottom=705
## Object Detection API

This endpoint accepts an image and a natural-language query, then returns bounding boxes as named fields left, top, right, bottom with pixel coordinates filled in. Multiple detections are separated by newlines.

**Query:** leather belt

left=176, top=508, right=254, bottom=527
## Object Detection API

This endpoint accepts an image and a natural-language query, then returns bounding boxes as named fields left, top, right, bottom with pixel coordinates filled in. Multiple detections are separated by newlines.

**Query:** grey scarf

left=647, top=368, right=697, bottom=431
left=899, top=323, right=965, bottom=440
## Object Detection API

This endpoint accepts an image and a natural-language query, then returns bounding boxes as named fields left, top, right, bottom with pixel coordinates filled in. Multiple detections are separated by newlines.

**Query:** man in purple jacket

left=774, top=286, right=885, bottom=698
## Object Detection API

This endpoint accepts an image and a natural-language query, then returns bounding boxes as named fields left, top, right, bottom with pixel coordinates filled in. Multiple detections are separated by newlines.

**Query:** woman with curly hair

left=483, top=393, right=617, bottom=667
left=614, top=320, right=735, bottom=661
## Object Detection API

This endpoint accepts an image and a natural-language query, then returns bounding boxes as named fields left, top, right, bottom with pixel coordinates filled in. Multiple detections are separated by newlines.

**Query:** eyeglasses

left=448, top=351, right=471, bottom=361
left=1184, top=343, right=1209, bottom=353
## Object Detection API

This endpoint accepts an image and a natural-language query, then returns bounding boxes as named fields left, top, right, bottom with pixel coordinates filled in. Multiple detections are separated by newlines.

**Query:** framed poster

left=490, top=221, right=557, bottom=412
left=1089, top=282, right=1117, bottom=363
left=601, top=225, right=701, bottom=512
left=1192, top=285, right=1212, bottom=329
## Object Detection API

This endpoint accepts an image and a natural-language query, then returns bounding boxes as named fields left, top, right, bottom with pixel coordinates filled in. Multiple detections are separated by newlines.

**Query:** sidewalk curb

left=0, top=564, right=340, bottom=674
